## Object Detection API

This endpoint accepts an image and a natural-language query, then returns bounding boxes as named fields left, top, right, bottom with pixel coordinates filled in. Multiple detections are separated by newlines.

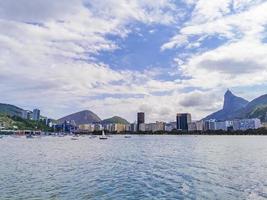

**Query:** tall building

left=176, top=113, right=192, bottom=131
left=21, top=110, right=31, bottom=120
left=32, top=109, right=40, bottom=121
left=130, top=123, right=137, bottom=132
left=137, top=112, right=145, bottom=131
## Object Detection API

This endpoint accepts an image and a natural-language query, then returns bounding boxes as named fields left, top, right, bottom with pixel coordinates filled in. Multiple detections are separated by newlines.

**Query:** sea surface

left=0, top=135, right=267, bottom=200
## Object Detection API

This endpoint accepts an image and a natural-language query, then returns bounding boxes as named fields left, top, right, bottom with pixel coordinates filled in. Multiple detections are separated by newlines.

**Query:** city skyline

left=1, top=1, right=267, bottom=199
left=1, top=1, right=267, bottom=122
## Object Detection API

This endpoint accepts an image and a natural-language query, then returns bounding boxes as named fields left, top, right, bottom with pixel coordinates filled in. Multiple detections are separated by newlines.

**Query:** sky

left=1, top=0, right=267, bottom=122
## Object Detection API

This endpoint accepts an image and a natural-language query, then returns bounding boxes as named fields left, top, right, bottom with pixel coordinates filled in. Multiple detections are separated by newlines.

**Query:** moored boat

left=99, top=130, right=108, bottom=140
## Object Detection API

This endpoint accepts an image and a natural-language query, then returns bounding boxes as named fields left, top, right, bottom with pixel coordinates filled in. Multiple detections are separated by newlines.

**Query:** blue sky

left=1, top=0, right=267, bottom=122
left=95, top=23, right=177, bottom=72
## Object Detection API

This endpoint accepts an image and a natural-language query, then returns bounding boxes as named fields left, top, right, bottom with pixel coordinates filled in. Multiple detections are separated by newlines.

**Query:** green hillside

left=101, top=116, right=130, bottom=125
left=0, top=103, right=23, bottom=117
left=0, top=114, right=52, bottom=131
left=247, top=106, right=267, bottom=122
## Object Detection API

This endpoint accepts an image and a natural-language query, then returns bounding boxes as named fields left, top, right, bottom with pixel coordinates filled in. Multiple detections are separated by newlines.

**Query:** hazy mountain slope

left=58, top=110, right=101, bottom=125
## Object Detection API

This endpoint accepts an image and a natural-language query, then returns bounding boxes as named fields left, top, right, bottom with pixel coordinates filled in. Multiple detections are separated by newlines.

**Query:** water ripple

left=0, top=135, right=267, bottom=199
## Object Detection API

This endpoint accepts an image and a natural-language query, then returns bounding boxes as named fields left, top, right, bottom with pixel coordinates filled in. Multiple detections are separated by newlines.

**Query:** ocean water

left=0, top=135, right=267, bottom=200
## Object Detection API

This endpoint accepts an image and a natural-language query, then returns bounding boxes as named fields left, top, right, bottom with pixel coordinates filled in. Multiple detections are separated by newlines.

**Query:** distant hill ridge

left=205, top=90, right=267, bottom=122
left=101, top=116, right=130, bottom=125
left=58, top=111, right=130, bottom=125
left=0, top=103, right=24, bottom=117
left=58, top=110, right=101, bottom=125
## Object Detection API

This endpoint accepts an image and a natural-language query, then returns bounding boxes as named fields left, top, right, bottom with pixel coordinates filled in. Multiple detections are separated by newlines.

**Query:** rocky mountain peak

left=223, top=90, right=248, bottom=111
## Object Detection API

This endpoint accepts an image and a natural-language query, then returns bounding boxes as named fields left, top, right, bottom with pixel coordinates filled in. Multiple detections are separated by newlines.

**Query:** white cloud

left=0, top=0, right=186, bottom=122
left=162, top=1, right=267, bottom=89
left=1, top=0, right=267, bottom=122
left=163, top=0, right=267, bottom=49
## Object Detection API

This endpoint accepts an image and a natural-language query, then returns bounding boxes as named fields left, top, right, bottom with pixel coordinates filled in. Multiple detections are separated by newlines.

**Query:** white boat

left=99, top=130, right=108, bottom=140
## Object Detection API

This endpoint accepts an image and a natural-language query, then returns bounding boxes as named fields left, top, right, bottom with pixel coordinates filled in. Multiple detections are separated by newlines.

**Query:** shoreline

left=2, top=128, right=267, bottom=136
left=2, top=132, right=267, bottom=136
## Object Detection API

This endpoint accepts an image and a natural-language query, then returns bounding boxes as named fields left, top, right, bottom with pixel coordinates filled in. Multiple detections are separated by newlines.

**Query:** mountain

left=223, top=90, right=249, bottom=113
left=58, top=110, right=101, bottom=125
left=236, top=94, right=267, bottom=121
left=204, top=90, right=249, bottom=121
left=0, top=103, right=24, bottom=117
left=101, top=116, right=130, bottom=125
left=205, top=90, right=267, bottom=122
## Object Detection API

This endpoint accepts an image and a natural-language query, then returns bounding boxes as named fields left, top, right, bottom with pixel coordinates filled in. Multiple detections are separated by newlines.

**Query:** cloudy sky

left=1, top=0, right=267, bottom=122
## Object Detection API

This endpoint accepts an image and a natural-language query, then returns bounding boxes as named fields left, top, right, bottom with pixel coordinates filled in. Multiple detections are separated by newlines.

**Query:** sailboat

left=99, top=130, right=108, bottom=140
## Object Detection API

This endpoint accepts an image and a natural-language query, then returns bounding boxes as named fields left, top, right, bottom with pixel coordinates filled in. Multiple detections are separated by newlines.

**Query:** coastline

left=2, top=128, right=267, bottom=136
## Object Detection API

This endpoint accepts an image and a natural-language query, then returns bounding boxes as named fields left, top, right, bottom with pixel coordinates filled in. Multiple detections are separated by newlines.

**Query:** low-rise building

left=262, top=122, right=267, bottom=129
left=125, top=124, right=131, bottom=132
left=165, top=122, right=176, bottom=132
left=103, top=124, right=112, bottom=132
left=114, top=124, right=126, bottom=133
left=238, top=118, right=261, bottom=130
left=55, top=120, right=77, bottom=133
left=145, top=121, right=165, bottom=132
left=103, top=123, right=127, bottom=133
left=188, top=121, right=205, bottom=131
left=94, top=124, right=103, bottom=131
left=79, top=124, right=95, bottom=132
left=130, top=123, right=137, bottom=132
left=215, top=121, right=227, bottom=131
left=139, top=123, right=146, bottom=132
left=204, top=118, right=261, bottom=131
left=204, top=119, right=216, bottom=131
left=188, top=122, right=197, bottom=131
left=196, top=121, right=204, bottom=131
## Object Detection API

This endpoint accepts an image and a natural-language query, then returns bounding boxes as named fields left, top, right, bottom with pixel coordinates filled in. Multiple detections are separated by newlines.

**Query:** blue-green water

left=1, top=135, right=267, bottom=199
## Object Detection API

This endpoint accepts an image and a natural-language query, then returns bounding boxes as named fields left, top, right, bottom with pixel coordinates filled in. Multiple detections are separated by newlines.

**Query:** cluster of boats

left=0, top=130, right=132, bottom=140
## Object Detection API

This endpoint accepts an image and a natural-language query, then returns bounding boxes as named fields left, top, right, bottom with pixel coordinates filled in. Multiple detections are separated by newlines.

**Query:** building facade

left=203, top=118, right=261, bottom=131
left=21, top=110, right=31, bottom=120
left=238, top=118, right=261, bottom=130
left=176, top=113, right=192, bottom=131
left=137, top=112, right=145, bottom=132
left=145, top=121, right=165, bottom=132
left=139, top=123, right=146, bottom=132
left=79, top=124, right=95, bottom=132
left=32, top=109, right=40, bottom=121
left=165, top=122, right=177, bottom=132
